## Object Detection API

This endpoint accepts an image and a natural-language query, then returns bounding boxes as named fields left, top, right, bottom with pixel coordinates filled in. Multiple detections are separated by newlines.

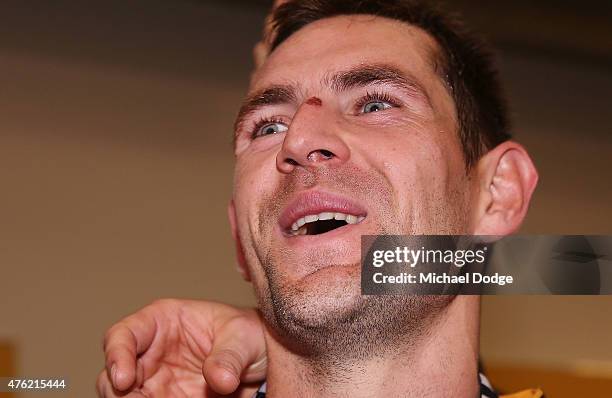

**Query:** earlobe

left=227, top=201, right=251, bottom=281
left=472, top=141, right=538, bottom=236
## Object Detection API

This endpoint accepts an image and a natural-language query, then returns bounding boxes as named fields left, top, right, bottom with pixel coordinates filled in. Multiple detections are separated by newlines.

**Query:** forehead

left=252, top=15, right=441, bottom=93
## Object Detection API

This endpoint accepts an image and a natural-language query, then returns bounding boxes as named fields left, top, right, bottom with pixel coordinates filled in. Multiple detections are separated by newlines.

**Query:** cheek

left=232, top=157, right=277, bottom=283
left=370, top=128, right=467, bottom=233
left=410, top=138, right=470, bottom=232
left=374, top=127, right=450, bottom=190
left=233, top=153, right=278, bottom=232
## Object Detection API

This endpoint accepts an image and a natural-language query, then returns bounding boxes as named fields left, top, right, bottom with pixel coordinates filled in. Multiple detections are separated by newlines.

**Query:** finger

left=254, top=0, right=289, bottom=69
left=242, top=354, right=268, bottom=383
left=97, top=370, right=124, bottom=398
left=97, top=370, right=150, bottom=398
left=253, top=41, right=268, bottom=69
left=96, top=370, right=111, bottom=398
left=235, top=310, right=267, bottom=383
left=103, top=308, right=159, bottom=391
left=202, top=310, right=267, bottom=395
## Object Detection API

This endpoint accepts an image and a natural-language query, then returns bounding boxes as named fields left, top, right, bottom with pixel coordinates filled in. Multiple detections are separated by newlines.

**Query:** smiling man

left=98, top=1, right=540, bottom=397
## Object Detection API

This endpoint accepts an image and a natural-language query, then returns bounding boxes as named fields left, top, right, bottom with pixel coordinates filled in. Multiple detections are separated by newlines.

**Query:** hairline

left=268, top=14, right=458, bottom=126
left=234, top=15, right=455, bottom=147
left=270, top=14, right=453, bottom=101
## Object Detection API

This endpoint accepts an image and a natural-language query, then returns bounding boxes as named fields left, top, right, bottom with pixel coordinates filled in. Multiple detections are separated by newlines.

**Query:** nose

left=276, top=101, right=350, bottom=174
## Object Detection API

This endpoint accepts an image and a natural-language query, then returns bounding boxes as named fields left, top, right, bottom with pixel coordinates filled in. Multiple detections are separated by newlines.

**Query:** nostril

left=306, top=149, right=335, bottom=162
left=286, top=158, right=299, bottom=166
left=319, top=149, right=334, bottom=159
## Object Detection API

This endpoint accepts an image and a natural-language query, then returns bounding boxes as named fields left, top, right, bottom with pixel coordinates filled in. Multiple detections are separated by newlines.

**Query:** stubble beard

left=248, top=164, right=467, bottom=369
left=255, top=222, right=455, bottom=369
left=262, top=262, right=454, bottom=367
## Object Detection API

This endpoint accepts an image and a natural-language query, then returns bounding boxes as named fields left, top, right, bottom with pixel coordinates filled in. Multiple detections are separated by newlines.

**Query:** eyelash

left=248, top=91, right=401, bottom=139
left=250, top=116, right=287, bottom=139
left=354, top=91, right=401, bottom=113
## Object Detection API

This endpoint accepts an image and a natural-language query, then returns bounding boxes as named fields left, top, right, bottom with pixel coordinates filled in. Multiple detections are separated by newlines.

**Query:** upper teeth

left=291, top=212, right=365, bottom=231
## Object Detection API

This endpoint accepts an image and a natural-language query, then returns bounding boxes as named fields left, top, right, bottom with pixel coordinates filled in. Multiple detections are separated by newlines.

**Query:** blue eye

left=363, top=100, right=393, bottom=113
left=254, top=121, right=288, bottom=138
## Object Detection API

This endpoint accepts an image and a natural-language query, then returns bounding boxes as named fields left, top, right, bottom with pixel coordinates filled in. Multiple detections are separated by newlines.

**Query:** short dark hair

left=270, top=0, right=510, bottom=168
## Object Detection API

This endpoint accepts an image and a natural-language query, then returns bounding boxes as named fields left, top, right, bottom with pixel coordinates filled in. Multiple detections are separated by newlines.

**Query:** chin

left=262, top=260, right=455, bottom=360
left=268, top=262, right=363, bottom=328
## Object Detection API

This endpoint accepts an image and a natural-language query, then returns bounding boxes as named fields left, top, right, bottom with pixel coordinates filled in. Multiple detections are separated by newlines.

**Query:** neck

left=263, top=295, right=481, bottom=398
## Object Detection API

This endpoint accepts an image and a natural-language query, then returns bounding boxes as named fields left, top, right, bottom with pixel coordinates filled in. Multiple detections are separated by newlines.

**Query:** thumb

left=202, top=312, right=267, bottom=394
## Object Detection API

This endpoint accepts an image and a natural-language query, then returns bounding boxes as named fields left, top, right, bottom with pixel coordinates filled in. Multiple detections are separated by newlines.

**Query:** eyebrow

left=233, top=63, right=432, bottom=140
left=326, top=63, right=432, bottom=106
left=234, top=85, right=297, bottom=134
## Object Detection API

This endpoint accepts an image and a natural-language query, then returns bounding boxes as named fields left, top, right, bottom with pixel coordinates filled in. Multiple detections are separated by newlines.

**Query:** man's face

left=231, top=15, right=473, bottom=340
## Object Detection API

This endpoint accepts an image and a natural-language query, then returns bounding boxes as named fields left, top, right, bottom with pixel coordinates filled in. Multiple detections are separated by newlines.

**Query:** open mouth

left=289, top=212, right=366, bottom=236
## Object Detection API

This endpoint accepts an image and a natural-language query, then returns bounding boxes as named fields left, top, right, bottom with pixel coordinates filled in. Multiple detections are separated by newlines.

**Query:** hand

left=253, top=0, right=288, bottom=68
left=97, top=299, right=266, bottom=397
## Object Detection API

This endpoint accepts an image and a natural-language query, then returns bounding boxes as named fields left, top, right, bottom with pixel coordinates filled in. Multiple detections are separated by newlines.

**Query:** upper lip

left=278, top=190, right=368, bottom=233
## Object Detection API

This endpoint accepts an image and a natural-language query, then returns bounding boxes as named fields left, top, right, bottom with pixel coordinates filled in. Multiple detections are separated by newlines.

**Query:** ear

left=472, top=141, right=538, bottom=236
left=227, top=200, right=251, bottom=281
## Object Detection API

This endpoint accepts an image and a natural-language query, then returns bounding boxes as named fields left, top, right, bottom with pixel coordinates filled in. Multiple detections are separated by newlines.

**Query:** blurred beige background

left=0, top=0, right=610, bottom=396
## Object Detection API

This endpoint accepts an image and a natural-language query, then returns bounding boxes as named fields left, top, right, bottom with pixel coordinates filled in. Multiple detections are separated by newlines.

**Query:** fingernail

left=111, top=363, right=118, bottom=386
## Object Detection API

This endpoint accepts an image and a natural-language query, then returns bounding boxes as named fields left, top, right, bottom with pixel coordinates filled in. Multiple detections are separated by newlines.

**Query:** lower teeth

left=291, top=218, right=360, bottom=236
